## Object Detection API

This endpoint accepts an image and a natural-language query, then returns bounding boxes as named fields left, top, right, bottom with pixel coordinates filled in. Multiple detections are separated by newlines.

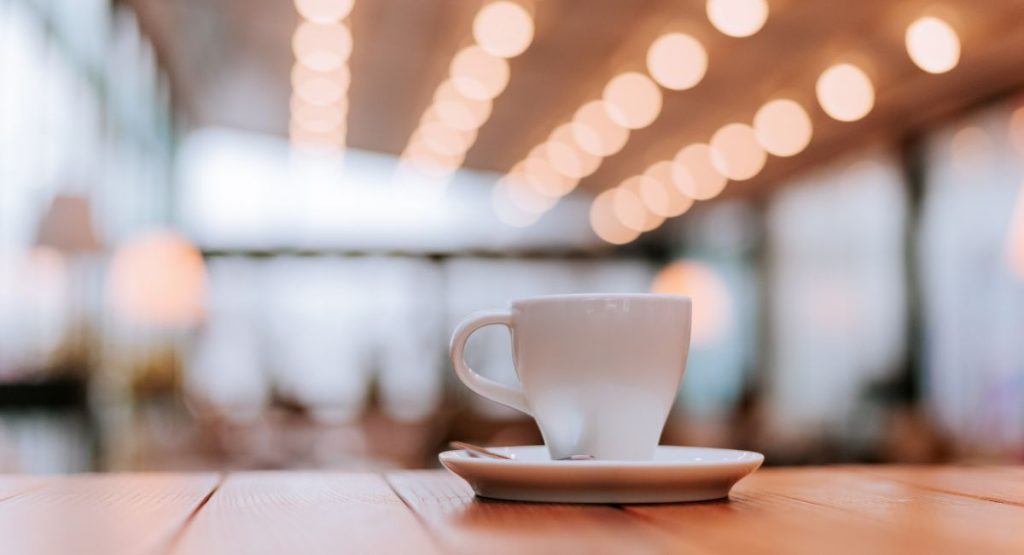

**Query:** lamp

left=33, top=194, right=102, bottom=255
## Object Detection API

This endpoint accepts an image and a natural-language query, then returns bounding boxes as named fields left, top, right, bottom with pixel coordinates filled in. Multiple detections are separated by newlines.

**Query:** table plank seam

left=381, top=473, right=447, bottom=553
left=852, top=468, right=1024, bottom=509
left=159, top=473, right=225, bottom=555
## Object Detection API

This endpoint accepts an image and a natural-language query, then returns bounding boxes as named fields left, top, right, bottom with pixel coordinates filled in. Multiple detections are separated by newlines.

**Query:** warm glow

left=602, top=72, right=663, bottom=130
left=545, top=124, right=601, bottom=178
left=292, top=21, right=353, bottom=72
left=293, top=78, right=345, bottom=106
left=753, top=98, right=813, bottom=157
left=1010, top=106, right=1024, bottom=155
left=522, top=155, right=578, bottom=197
left=673, top=143, right=728, bottom=200
left=291, top=63, right=351, bottom=92
left=399, top=1, right=529, bottom=177
left=646, top=33, right=708, bottom=91
left=572, top=101, right=629, bottom=156
left=291, top=65, right=350, bottom=106
left=450, top=45, right=510, bottom=101
left=1008, top=182, right=1024, bottom=279
left=591, top=190, right=641, bottom=245
left=107, top=231, right=206, bottom=328
left=473, top=1, right=534, bottom=59
left=710, top=123, right=766, bottom=180
left=433, top=81, right=493, bottom=130
left=612, top=187, right=648, bottom=232
left=651, top=260, right=733, bottom=346
left=294, top=0, right=355, bottom=23
left=643, top=161, right=694, bottom=217
left=418, top=122, right=477, bottom=157
left=905, top=16, right=960, bottom=74
left=291, top=98, right=346, bottom=130
left=706, top=0, right=768, bottom=38
left=816, top=63, right=874, bottom=122
left=404, top=146, right=464, bottom=177
left=620, top=176, right=666, bottom=231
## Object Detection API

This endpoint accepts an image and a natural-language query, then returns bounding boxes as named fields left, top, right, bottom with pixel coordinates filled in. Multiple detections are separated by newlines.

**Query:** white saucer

left=439, top=445, right=764, bottom=504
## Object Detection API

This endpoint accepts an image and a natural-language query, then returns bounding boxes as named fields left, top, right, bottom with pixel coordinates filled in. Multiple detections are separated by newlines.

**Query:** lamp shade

left=34, top=195, right=103, bottom=254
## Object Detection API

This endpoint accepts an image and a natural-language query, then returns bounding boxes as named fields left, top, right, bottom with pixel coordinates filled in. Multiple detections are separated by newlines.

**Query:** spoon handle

left=449, top=441, right=513, bottom=460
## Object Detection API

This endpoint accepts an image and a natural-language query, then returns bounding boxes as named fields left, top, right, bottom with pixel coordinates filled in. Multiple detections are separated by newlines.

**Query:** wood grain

left=0, top=473, right=219, bottom=555
left=170, top=472, right=437, bottom=555
left=386, top=471, right=685, bottom=554
left=624, top=476, right=898, bottom=555
left=0, top=475, right=43, bottom=501
left=1, top=467, right=1022, bottom=554
left=721, top=467, right=1024, bottom=554
left=857, top=465, right=1024, bottom=506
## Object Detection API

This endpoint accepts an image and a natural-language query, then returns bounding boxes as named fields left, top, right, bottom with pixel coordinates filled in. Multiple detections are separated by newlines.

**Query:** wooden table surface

left=1, top=466, right=1022, bottom=554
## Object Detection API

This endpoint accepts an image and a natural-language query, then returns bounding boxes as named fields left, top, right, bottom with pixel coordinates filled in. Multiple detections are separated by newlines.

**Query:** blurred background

left=2, top=0, right=1024, bottom=473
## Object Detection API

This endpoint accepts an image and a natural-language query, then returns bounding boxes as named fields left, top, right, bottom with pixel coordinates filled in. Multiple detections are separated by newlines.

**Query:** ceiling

left=131, top=0, right=1024, bottom=198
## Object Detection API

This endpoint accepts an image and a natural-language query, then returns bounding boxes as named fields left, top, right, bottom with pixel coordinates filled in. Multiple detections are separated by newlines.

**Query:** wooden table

left=1, top=466, right=1022, bottom=554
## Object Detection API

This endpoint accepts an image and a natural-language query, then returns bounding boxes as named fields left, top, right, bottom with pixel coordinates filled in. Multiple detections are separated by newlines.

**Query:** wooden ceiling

left=132, top=0, right=1024, bottom=198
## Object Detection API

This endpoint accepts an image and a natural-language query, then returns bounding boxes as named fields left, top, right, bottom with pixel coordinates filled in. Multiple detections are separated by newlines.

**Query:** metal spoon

left=449, top=441, right=594, bottom=461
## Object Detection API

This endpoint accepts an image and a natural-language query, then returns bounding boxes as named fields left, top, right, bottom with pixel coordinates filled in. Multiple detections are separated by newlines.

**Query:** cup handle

left=449, top=309, right=531, bottom=415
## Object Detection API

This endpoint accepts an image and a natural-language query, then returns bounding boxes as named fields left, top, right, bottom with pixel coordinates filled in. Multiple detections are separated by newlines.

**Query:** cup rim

left=509, top=293, right=691, bottom=306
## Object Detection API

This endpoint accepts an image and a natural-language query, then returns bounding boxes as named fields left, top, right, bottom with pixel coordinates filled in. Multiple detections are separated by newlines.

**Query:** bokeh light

left=646, top=33, right=708, bottom=91
left=590, top=189, right=642, bottom=244
left=602, top=72, right=663, bottom=130
left=673, top=143, right=728, bottom=200
left=706, top=0, right=769, bottom=38
left=753, top=98, right=813, bottom=157
left=107, top=231, right=206, bottom=328
left=816, top=63, right=875, bottom=122
left=1010, top=105, right=1024, bottom=155
left=643, top=161, right=695, bottom=217
left=571, top=101, right=630, bottom=156
left=710, top=123, right=767, bottom=180
left=291, top=99, right=346, bottom=130
left=905, top=16, right=961, bottom=74
left=473, top=1, right=534, bottom=59
left=545, top=124, right=600, bottom=178
left=406, top=138, right=464, bottom=167
left=292, top=80, right=345, bottom=106
left=403, top=142, right=464, bottom=177
left=522, top=155, right=579, bottom=197
left=419, top=121, right=477, bottom=157
left=291, top=63, right=350, bottom=92
left=294, top=0, right=355, bottom=23
left=620, top=176, right=666, bottom=231
left=651, top=260, right=733, bottom=346
left=401, top=3, right=534, bottom=178
left=450, top=45, right=510, bottom=101
left=1008, top=181, right=1024, bottom=279
left=292, top=21, right=353, bottom=72
left=502, top=174, right=558, bottom=213
left=612, top=186, right=649, bottom=232
left=433, top=81, right=493, bottom=130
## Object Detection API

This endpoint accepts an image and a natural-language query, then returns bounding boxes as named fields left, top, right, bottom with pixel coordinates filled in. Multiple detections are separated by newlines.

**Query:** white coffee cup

left=449, top=293, right=692, bottom=461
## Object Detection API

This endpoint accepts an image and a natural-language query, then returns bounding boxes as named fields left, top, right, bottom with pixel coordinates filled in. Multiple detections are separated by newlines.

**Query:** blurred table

left=1, top=466, right=1022, bottom=554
